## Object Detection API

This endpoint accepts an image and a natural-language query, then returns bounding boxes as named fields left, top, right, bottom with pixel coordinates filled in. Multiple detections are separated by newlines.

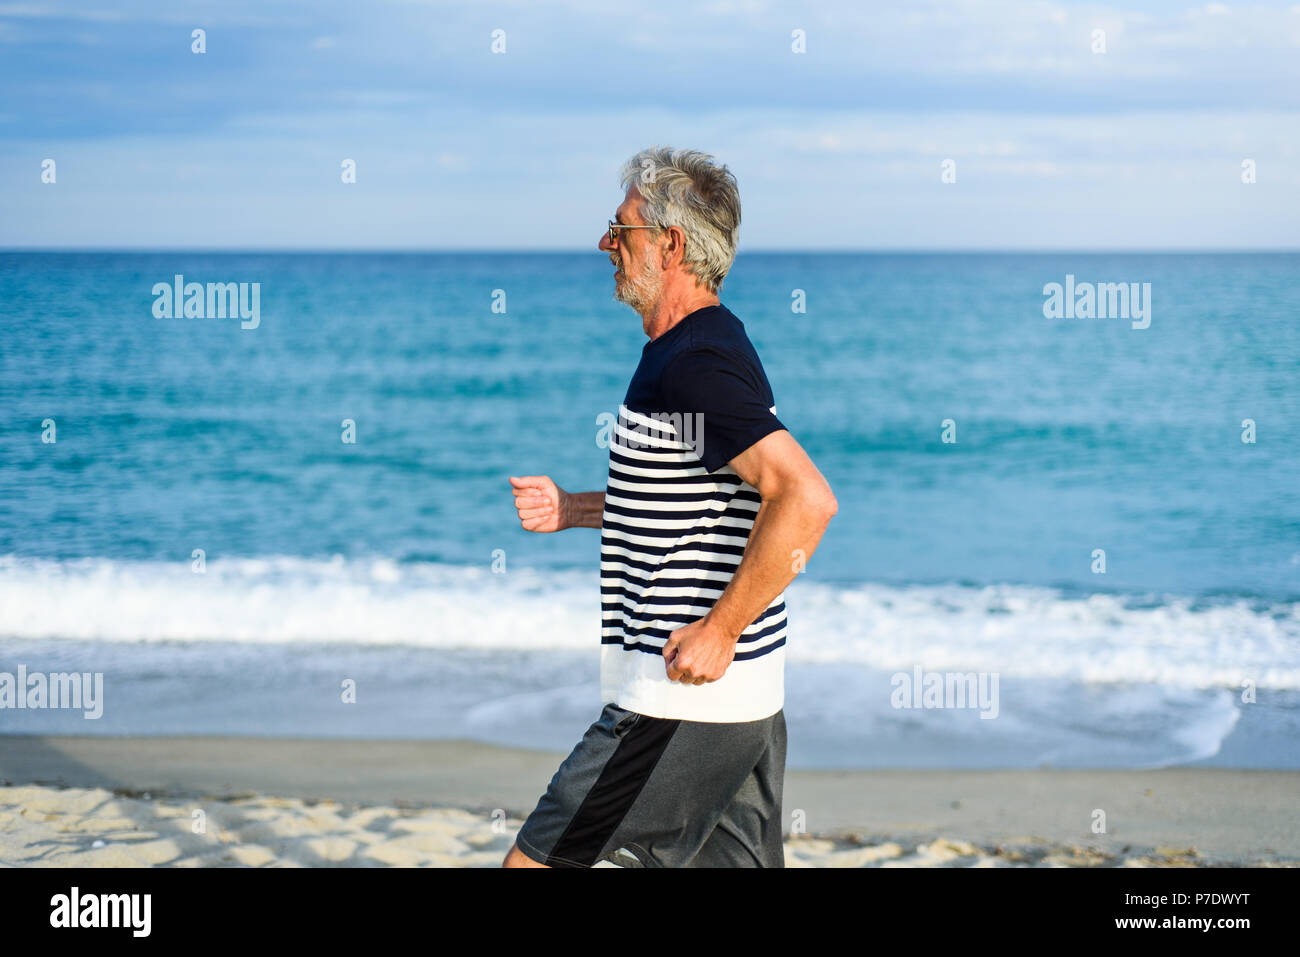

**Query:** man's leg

left=685, top=709, right=787, bottom=868
left=597, top=708, right=784, bottom=867
left=506, top=704, right=785, bottom=868
left=503, top=842, right=548, bottom=868
left=504, top=702, right=680, bottom=868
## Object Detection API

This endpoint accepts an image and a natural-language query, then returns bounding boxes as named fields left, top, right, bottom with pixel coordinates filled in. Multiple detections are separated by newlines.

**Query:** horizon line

left=3, top=246, right=1299, bottom=255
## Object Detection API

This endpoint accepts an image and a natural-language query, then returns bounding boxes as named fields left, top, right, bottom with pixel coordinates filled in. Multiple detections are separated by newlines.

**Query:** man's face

left=599, top=186, right=664, bottom=314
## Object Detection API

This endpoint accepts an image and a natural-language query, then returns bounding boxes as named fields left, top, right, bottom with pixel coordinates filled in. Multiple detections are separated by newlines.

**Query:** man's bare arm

left=662, top=430, right=837, bottom=684
left=562, top=490, right=605, bottom=529
left=703, top=430, right=837, bottom=638
left=509, top=475, right=604, bottom=531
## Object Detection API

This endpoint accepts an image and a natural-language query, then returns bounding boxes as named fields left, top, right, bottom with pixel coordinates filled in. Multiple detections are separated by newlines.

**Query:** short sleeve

left=660, top=348, right=786, bottom=472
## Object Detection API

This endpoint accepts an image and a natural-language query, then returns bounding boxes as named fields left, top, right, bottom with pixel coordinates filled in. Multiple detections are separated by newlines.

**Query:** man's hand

left=509, top=478, right=606, bottom=532
left=662, top=616, right=738, bottom=685
left=509, top=475, right=568, bottom=533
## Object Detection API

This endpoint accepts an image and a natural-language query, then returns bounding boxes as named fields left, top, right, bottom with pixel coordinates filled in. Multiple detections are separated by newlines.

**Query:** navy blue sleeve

left=660, top=347, right=787, bottom=472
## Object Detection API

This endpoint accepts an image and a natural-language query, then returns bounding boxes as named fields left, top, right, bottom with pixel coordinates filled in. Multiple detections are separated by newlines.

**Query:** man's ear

left=663, top=225, right=687, bottom=270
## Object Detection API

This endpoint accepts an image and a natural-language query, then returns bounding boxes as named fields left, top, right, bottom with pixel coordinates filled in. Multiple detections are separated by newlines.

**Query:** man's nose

left=598, top=232, right=614, bottom=252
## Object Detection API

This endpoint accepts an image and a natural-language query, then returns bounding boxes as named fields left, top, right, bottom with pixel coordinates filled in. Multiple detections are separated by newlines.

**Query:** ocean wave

left=1, top=555, right=1296, bottom=690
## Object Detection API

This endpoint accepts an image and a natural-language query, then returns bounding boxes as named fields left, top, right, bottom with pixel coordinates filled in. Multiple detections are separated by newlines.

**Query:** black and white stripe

left=600, top=405, right=787, bottom=661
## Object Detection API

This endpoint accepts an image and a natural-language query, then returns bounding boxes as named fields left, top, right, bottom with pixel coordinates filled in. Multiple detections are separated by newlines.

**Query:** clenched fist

left=662, top=616, right=738, bottom=685
left=509, top=475, right=569, bottom=533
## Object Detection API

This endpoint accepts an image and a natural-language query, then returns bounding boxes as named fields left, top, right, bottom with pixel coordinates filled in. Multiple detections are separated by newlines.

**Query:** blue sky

left=2, top=0, right=1298, bottom=249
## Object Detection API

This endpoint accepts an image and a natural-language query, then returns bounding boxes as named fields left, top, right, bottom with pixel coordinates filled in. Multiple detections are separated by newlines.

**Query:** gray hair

left=619, top=147, right=741, bottom=293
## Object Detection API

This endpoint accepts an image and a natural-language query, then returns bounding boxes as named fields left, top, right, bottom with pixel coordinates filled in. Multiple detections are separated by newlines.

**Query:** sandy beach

left=1, top=735, right=1296, bottom=868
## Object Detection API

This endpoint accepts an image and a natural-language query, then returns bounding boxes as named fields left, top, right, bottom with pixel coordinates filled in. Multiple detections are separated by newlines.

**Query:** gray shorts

left=514, top=702, right=787, bottom=868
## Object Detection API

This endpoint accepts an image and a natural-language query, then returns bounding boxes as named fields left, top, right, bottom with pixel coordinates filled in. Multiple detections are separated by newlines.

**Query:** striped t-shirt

left=600, top=304, right=788, bottom=722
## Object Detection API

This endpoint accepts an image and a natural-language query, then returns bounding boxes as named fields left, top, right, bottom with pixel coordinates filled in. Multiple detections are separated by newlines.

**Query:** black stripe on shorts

left=545, top=714, right=681, bottom=867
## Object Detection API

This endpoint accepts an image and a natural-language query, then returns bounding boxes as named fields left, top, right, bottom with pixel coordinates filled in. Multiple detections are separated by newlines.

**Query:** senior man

left=504, top=147, right=836, bottom=868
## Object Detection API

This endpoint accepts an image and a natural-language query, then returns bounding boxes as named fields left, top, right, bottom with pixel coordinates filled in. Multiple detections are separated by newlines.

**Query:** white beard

left=614, top=254, right=663, bottom=314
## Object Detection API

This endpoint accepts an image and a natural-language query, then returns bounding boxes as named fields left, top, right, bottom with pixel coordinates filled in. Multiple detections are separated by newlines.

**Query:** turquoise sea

left=1, top=251, right=1297, bottom=768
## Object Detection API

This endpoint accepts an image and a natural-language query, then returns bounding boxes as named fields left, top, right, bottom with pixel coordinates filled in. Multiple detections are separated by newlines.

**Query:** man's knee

left=503, top=842, right=549, bottom=868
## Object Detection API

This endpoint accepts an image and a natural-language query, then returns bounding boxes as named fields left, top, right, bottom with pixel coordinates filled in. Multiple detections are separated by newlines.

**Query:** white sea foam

left=786, top=581, right=1300, bottom=691
left=1, top=555, right=1296, bottom=691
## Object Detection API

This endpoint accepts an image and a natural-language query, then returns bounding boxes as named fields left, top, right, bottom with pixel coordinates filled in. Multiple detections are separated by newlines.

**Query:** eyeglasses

left=608, top=220, right=666, bottom=245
